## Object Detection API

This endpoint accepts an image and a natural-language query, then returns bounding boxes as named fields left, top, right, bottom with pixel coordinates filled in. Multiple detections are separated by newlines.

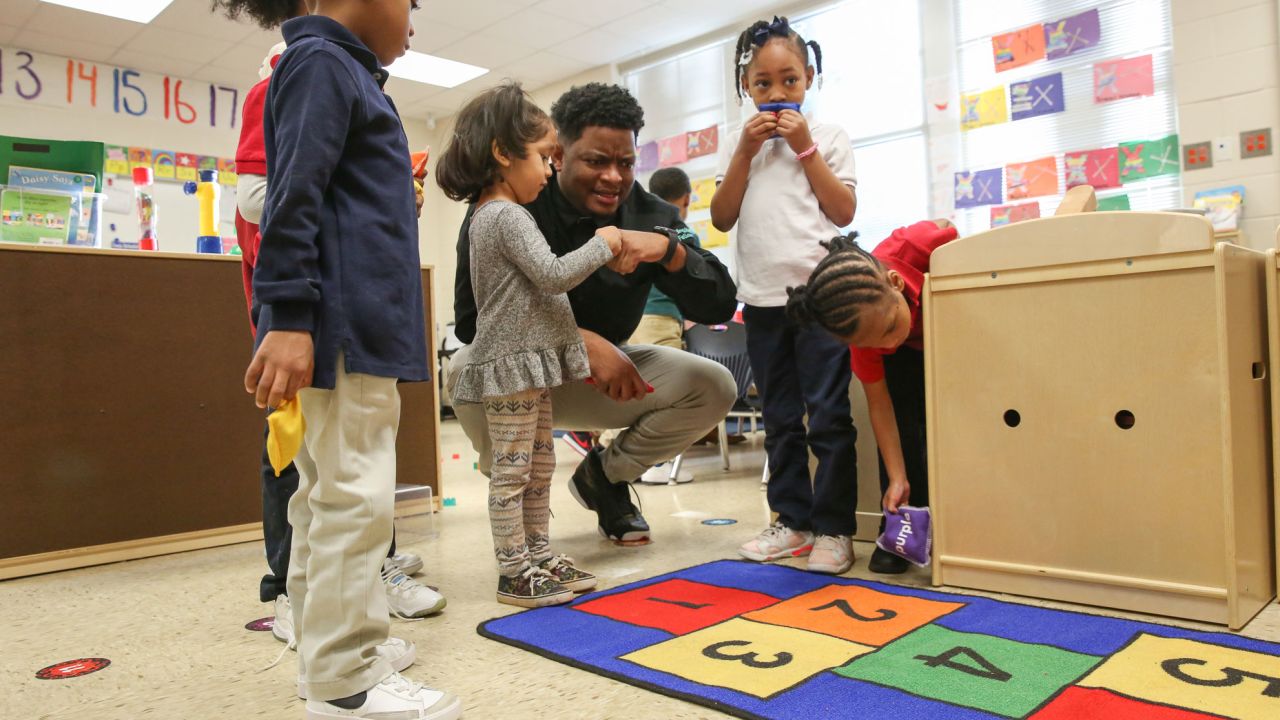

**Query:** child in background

left=786, top=221, right=958, bottom=574
left=710, top=15, right=860, bottom=575
left=213, top=0, right=443, bottom=655
left=436, top=82, right=629, bottom=607
left=243, top=1, right=461, bottom=717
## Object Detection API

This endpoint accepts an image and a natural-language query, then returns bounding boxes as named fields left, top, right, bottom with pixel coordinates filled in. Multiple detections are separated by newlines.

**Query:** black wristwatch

left=654, top=226, right=681, bottom=265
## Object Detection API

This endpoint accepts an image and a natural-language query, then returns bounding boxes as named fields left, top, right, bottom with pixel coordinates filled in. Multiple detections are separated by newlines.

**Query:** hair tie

left=752, top=16, right=791, bottom=47
left=738, top=49, right=754, bottom=66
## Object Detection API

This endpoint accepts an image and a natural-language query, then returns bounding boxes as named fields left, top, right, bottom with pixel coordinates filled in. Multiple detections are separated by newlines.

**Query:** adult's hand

left=581, top=328, right=648, bottom=402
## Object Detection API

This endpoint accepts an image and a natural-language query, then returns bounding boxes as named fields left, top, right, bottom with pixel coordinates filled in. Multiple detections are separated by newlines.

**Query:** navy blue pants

left=876, top=347, right=929, bottom=531
left=259, top=422, right=396, bottom=602
left=744, top=305, right=859, bottom=536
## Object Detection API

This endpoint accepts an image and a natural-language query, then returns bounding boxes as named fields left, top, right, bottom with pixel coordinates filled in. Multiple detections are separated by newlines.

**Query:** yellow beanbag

left=266, top=398, right=305, bottom=477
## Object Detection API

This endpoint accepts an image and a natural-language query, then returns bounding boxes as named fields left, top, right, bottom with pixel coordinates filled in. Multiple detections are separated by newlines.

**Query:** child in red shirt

left=786, top=219, right=958, bottom=574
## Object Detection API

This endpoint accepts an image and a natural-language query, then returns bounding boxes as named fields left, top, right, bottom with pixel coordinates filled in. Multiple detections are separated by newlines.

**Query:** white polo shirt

left=719, top=121, right=857, bottom=307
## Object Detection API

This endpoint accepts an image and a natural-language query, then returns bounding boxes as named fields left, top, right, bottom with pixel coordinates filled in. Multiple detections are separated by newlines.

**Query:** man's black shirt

left=453, top=175, right=738, bottom=345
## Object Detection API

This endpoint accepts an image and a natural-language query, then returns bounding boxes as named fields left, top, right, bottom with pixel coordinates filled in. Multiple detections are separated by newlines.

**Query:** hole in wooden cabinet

left=1252, top=362, right=1266, bottom=380
left=1003, top=410, right=1021, bottom=428
left=1115, top=410, right=1135, bottom=430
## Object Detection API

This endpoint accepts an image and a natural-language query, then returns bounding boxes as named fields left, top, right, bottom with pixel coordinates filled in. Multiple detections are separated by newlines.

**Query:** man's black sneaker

left=868, top=546, right=911, bottom=574
left=569, top=449, right=651, bottom=545
left=560, top=430, right=596, bottom=457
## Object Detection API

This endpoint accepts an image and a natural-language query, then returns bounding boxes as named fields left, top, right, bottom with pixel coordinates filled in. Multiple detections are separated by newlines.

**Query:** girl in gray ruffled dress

left=437, top=82, right=626, bottom=607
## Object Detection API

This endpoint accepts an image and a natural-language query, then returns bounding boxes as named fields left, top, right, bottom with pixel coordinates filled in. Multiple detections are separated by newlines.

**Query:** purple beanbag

left=875, top=505, right=932, bottom=567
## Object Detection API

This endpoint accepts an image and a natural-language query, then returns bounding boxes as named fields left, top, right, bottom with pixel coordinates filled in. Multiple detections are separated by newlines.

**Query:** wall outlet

left=1241, top=128, right=1272, bottom=159
left=1183, top=141, right=1212, bottom=170
left=1214, top=136, right=1236, bottom=161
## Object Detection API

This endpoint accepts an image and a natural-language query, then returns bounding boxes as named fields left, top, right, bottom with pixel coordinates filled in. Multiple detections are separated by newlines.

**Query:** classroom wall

left=1172, top=0, right=1280, bottom=250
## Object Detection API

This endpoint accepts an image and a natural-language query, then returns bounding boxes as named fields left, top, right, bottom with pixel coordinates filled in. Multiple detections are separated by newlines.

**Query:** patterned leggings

left=484, top=388, right=555, bottom=578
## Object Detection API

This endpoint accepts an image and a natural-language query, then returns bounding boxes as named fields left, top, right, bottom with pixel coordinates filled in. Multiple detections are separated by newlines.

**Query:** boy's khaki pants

left=287, top=359, right=399, bottom=701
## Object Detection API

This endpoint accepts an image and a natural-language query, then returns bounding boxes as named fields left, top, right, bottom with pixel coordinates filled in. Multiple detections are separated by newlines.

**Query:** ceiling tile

left=409, top=21, right=468, bottom=54
left=22, top=3, right=144, bottom=45
left=434, top=33, right=539, bottom=70
left=107, top=48, right=206, bottom=78
left=421, top=0, right=530, bottom=32
left=532, top=0, right=653, bottom=28
left=503, top=51, right=588, bottom=85
left=484, top=8, right=590, bottom=51
left=126, top=26, right=237, bottom=67
left=204, top=42, right=273, bottom=75
left=152, top=0, right=259, bottom=43
left=602, top=5, right=691, bottom=52
left=554, top=28, right=648, bottom=66
left=0, top=0, right=41, bottom=27
left=12, top=28, right=121, bottom=63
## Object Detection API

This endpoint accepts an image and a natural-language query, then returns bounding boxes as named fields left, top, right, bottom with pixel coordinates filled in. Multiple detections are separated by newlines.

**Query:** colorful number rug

left=478, top=559, right=1280, bottom=719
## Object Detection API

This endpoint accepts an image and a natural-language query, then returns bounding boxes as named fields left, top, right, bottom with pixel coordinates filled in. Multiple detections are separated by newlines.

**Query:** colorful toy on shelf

left=183, top=169, right=221, bottom=254
left=132, top=166, right=157, bottom=251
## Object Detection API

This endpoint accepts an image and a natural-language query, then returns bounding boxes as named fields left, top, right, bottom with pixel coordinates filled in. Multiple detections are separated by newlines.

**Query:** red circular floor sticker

left=36, top=658, right=110, bottom=680
left=245, top=617, right=276, bottom=632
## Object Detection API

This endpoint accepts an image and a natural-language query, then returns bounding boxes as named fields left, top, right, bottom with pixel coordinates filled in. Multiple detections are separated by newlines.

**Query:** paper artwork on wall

left=954, top=168, right=1003, bottom=208
left=1119, top=135, right=1179, bottom=183
left=153, top=150, right=176, bottom=181
left=992, top=24, right=1046, bottom=72
left=1063, top=148, right=1120, bottom=189
left=1094, top=55, right=1154, bottom=103
left=990, top=202, right=1041, bottom=228
left=686, top=126, right=719, bottom=159
left=689, top=177, right=715, bottom=212
left=692, top=219, right=729, bottom=249
left=1005, top=156, right=1058, bottom=199
left=960, top=86, right=1008, bottom=131
left=1097, top=194, right=1131, bottom=211
left=1044, top=9, right=1101, bottom=60
left=637, top=141, right=659, bottom=173
left=1010, top=72, right=1064, bottom=121
left=658, top=136, right=687, bottom=168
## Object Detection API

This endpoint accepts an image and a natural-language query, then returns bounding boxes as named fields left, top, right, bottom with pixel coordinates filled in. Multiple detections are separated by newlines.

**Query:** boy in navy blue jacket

left=243, top=2, right=461, bottom=718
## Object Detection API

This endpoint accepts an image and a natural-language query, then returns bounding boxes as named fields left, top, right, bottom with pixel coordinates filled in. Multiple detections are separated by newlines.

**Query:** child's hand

left=414, top=179, right=425, bottom=218
left=736, top=112, right=779, bottom=159
left=883, top=479, right=911, bottom=514
left=775, top=109, right=814, bottom=156
left=245, top=330, right=314, bottom=410
left=597, top=225, right=623, bottom=256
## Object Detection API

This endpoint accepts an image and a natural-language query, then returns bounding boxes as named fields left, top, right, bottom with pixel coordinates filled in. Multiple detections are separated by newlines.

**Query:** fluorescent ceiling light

left=40, top=0, right=176, bottom=23
left=388, top=51, right=488, bottom=88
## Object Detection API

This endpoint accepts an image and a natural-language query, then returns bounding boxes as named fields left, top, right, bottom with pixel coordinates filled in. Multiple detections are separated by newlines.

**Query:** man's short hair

left=550, top=83, right=645, bottom=145
left=648, top=168, right=692, bottom=202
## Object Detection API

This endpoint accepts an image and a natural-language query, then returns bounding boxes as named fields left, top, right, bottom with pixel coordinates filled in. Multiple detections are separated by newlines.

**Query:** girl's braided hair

left=785, top=233, right=893, bottom=338
left=733, top=16, right=824, bottom=103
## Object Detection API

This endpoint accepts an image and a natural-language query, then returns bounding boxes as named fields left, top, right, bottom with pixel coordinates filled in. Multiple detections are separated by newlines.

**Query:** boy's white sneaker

left=304, top=672, right=462, bottom=720
left=298, top=638, right=417, bottom=699
left=383, top=560, right=447, bottom=618
left=272, top=594, right=295, bottom=645
left=738, top=522, right=814, bottom=562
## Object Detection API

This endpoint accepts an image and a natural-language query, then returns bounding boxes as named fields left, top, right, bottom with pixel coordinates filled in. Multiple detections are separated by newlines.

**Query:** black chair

left=670, top=323, right=764, bottom=479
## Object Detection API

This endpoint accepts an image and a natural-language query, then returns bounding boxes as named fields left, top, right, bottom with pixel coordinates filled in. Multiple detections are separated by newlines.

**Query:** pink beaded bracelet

left=795, top=143, right=819, bottom=160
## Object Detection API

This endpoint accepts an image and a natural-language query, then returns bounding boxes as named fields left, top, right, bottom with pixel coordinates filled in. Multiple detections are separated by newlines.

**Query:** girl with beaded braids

left=786, top=220, right=960, bottom=574
left=712, top=15, right=860, bottom=576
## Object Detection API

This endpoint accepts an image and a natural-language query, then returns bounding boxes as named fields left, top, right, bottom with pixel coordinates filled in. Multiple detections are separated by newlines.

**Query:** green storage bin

left=0, top=136, right=105, bottom=192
